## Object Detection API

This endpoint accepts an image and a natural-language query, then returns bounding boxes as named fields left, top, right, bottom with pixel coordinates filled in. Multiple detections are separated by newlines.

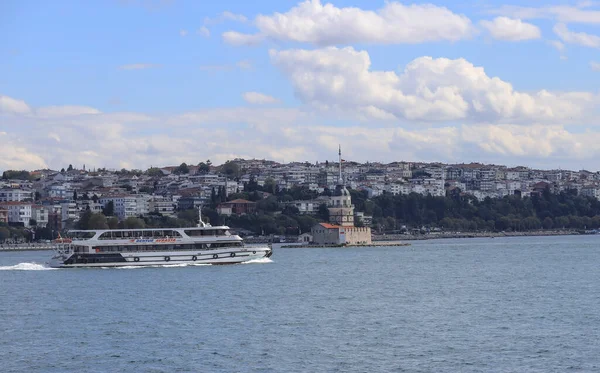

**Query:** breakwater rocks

left=281, top=242, right=411, bottom=248
left=373, top=230, right=581, bottom=241
left=0, top=243, right=56, bottom=251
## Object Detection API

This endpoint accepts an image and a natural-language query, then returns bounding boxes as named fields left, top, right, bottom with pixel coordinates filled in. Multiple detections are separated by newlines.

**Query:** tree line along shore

left=2, top=183, right=600, bottom=244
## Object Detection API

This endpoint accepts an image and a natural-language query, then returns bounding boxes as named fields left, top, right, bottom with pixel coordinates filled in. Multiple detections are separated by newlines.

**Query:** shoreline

left=279, top=230, right=588, bottom=248
left=0, top=230, right=591, bottom=252
left=0, top=244, right=55, bottom=252
left=373, top=230, right=583, bottom=241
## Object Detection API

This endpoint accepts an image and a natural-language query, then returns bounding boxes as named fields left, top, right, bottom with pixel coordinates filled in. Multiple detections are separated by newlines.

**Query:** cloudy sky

left=1, top=0, right=600, bottom=172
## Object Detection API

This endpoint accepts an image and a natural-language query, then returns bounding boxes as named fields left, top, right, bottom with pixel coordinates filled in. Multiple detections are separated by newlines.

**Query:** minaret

left=328, top=145, right=354, bottom=227
left=338, top=144, right=343, bottom=185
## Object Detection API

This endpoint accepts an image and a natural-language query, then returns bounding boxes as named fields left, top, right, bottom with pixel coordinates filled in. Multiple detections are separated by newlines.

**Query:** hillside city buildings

left=2, top=158, right=600, bottom=235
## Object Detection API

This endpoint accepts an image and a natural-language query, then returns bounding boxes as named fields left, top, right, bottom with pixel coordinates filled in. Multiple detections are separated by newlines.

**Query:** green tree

left=102, top=201, right=115, bottom=216
left=221, top=161, right=239, bottom=178
left=67, top=164, right=73, bottom=171
left=542, top=217, right=554, bottom=230
left=107, top=217, right=119, bottom=229
left=256, top=196, right=280, bottom=212
left=88, top=213, right=109, bottom=229
left=177, top=209, right=199, bottom=225
left=73, top=190, right=78, bottom=201
left=2, top=170, right=32, bottom=180
left=197, top=162, right=210, bottom=174
left=175, top=162, right=189, bottom=174
left=121, top=217, right=146, bottom=229
left=34, top=227, right=53, bottom=240
left=355, top=217, right=365, bottom=227
left=77, top=210, right=93, bottom=229
left=29, top=219, right=37, bottom=227
left=0, top=227, right=10, bottom=241
left=146, top=167, right=163, bottom=177
left=317, top=203, right=330, bottom=222
left=263, top=178, right=277, bottom=194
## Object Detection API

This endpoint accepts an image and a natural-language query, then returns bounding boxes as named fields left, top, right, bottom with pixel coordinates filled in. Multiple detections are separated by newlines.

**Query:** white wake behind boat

left=48, top=210, right=272, bottom=268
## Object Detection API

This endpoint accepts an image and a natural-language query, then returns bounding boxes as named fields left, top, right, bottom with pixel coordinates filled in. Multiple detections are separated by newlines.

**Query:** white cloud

left=591, top=61, right=600, bottom=70
left=197, top=26, right=210, bottom=38
left=548, top=40, right=565, bottom=51
left=36, top=105, right=101, bottom=117
left=118, top=63, right=160, bottom=70
left=553, top=23, right=600, bottom=48
left=0, top=95, right=31, bottom=115
left=270, top=47, right=597, bottom=123
left=548, top=40, right=567, bottom=59
left=204, top=11, right=248, bottom=25
left=243, top=92, right=280, bottom=105
left=489, top=4, right=600, bottom=24
left=221, top=11, right=248, bottom=23
left=479, top=17, right=541, bottom=41
left=3, top=93, right=600, bottom=171
left=179, top=29, right=188, bottom=37
left=236, top=59, right=252, bottom=70
left=0, top=132, right=48, bottom=170
left=199, top=59, right=254, bottom=71
left=223, top=0, right=475, bottom=46
left=222, top=31, right=264, bottom=46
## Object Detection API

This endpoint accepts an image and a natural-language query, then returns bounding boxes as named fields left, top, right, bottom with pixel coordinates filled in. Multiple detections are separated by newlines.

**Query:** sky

left=1, top=0, right=600, bottom=172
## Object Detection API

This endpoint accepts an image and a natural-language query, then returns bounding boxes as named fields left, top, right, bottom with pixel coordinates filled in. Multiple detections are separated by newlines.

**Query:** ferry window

left=99, top=232, right=111, bottom=240
left=122, top=231, right=131, bottom=238
left=69, top=231, right=96, bottom=239
left=133, top=231, right=142, bottom=238
left=154, top=230, right=164, bottom=238
left=184, top=230, right=203, bottom=237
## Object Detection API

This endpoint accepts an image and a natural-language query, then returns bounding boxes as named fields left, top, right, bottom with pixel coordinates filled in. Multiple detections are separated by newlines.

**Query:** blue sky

left=1, top=0, right=600, bottom=171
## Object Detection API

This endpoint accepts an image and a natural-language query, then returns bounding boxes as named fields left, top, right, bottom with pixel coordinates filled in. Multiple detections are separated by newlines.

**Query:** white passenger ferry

left=48, top=212, right=272, bottom=268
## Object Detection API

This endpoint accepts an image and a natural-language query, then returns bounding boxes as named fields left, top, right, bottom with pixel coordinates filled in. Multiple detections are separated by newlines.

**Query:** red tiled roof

left=319, top=223, right=340, bottom=229
left=226, top=199, right=255, bottom=204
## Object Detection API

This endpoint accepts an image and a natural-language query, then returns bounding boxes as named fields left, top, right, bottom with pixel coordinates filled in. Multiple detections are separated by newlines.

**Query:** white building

left=0, top=202, right=47, bottom=227
left=135, top=195, right=151, bottom=216
left=580, top=187, right=600, bottom=199
left=0, top=189, right=33, bottom=202
left=61, top=202, right=79, bottom=222
left=99, top=195, right=139, bottom=220
left=284, top=200, right=322, bottom=214
left=148, top=196, right=175, bottom=217
left=0, top=202, right=32, bottom=226
left=31, top=205, right=49, bottom=227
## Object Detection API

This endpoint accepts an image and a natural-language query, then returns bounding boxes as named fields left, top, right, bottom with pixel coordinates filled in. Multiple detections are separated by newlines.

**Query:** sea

left=1, top=235, right=599, bottom=373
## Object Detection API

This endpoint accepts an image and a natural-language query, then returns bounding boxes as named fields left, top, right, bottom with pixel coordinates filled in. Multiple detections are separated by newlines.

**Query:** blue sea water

left=1, top=235, right=599, bottom=372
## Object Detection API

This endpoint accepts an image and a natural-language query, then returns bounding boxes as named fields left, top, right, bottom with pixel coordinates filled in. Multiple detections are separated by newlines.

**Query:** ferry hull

left=49, top=247, right=272, bottom=268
